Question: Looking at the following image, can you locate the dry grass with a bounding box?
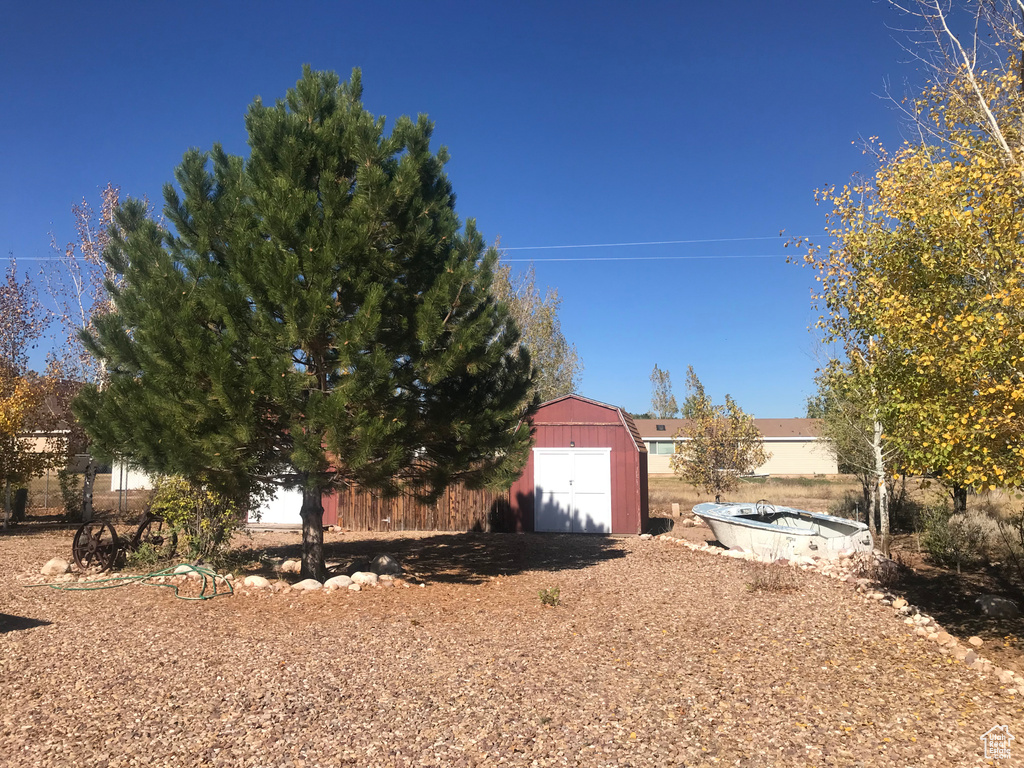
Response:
[648,474,862,516]
[651,473,1022,522]
[744,561,801,593]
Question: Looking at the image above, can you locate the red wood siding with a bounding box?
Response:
[321,485,508,531]
[320,395,648,535]
[508,395,648,534]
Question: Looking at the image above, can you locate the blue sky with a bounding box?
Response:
[2,1,918,416]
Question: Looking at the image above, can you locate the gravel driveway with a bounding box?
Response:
[1,529,1020,767]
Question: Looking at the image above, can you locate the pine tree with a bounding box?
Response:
[75,68,537,579]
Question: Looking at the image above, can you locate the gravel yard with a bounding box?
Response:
[2,528,1021,767]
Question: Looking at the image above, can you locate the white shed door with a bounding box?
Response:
[534,448,612,533]
[250,487,303,525]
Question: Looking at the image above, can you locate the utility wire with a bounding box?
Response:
[502,234,803,251]
[4,235,806,263]
[502,253,787,263]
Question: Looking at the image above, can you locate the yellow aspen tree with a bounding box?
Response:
[799,62,1024,508]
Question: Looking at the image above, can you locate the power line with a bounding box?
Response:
[503,253,787,263]
[0,256,58,261]
[3,234,806,263]
[502,234,803,251]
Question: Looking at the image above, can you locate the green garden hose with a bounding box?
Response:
[26,564,233,600]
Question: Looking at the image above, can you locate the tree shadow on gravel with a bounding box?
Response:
[0,614,52,634]
[896,565,1024,643]
[257,533,629,585]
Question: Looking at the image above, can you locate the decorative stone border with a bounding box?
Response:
[33,557,428,594]
[644,530,1024,695]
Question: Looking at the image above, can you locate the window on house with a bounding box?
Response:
[645,440,676,455]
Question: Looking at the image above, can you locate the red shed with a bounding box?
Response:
[507,395,649,534]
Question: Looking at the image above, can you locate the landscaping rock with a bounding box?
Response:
[40,558,70,577]
[351,571,379,586]
[324,575,353,589]
[370,554,402,576]
[278,559,302,574]
[292,578,323,591]
[338,557,371,576]
[243,575,271,588]
[174,564,193,575]
[968,635,984,648]
[977,594,1020,619]
[892,597,907,610]
[348,583,361,592]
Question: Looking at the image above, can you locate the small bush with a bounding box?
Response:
[850,553,905,590]
[829,492,864,522]
[126,541,162,569]
[57,468,82,521]
[918,502,988,572]
[539,586,561,607]
[994,510,1024,581]
[149,476,245,560]
[745,562,799,593]
[886,475,924,532]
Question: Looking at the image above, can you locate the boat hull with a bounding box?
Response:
[693,502,873,560]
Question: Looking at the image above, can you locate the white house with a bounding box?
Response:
[633,418,838,476]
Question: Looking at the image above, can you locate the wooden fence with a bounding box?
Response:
[323,483,511,532]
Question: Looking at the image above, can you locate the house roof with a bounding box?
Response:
[633,418,823,440]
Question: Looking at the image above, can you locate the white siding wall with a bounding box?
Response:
[758,441,837,475]
[646,439,837,476]
[647,453,675,474]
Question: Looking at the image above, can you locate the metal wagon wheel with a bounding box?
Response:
[129,515,178,560]
[72,522,120,572]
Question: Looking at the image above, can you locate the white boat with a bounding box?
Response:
[692,500,873,560]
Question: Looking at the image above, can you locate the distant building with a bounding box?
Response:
[633,418,838,476]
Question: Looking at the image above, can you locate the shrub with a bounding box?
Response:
[886,475,923,532]
[744,562,799,593]
[994,510,1024,581]
[57,468,82,521]
[829,492,863,522]
[149,476,245,560]
[538,586,561,607]
[850,552,905,590]
[126,540,162,569]
[918,502,988,572]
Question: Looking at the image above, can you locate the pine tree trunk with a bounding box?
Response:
[951,483,968,514]
[81,458,96,523]
[873,420,889,555]
[299,478,327,582]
